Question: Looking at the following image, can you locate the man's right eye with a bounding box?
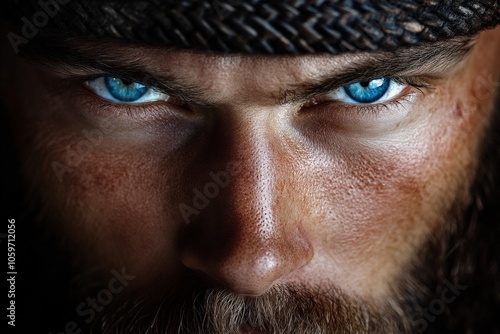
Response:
[85,76,172,104]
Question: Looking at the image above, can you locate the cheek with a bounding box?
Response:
[12,107,189,274]
[296,75,491,294]
[4,62,207,274]
[305,146,433,273]
[38,136,184,272]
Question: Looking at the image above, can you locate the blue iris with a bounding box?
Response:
[104,77,149,102]
[344,78,391,104]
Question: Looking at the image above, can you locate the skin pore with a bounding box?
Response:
[1,26,500,333]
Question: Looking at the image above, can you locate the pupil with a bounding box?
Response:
[360,81,370,88]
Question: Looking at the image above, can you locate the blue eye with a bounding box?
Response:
[325,78,406,105]
[104,77,148,102]
[344,78,391,104]
[85,76,171,104]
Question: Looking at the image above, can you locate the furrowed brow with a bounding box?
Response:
[18,37,208,105]
[279,37,474,104]
[19,34,474,106]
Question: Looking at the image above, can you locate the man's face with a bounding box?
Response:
[2,25,500,333]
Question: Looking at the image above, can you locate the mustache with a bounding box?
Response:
[90,283,404,334]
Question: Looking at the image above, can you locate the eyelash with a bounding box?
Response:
[375,77,433,114]
[303,76,433,116]
[76,80,182,123]
[77,74,433,119]
[73,72,204,123]
[333,93,414,118]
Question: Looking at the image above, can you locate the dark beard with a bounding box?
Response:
[90,283,402,334]
[395,92,500,333]
[2,95,499,334]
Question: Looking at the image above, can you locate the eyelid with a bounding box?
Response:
[326,93,418,124]
[84,76,178,105]
[341,76,433,94]
[75,84,192,125]
[304,76,433,107]
[76,72,163,94]
[391,76,434,90]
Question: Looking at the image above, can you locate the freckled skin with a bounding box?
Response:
[2,27,500,307]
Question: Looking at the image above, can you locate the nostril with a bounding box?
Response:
[184,244,312,295]
[181,222,314,295]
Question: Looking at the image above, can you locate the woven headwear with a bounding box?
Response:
[2,0,500,54]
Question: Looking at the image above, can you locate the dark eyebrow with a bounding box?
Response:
[19,36,208,105]
[19,34,473,106]
[279,37,474,104]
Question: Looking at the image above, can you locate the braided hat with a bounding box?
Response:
[2,0,500,54]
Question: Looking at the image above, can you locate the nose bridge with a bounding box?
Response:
[180,111,313,295]
[233,121,276,241]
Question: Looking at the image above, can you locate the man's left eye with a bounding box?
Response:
[328,78,406,105]
[85,76,171,104]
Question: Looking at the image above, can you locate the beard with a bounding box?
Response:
[2,93,500,334]
[90,282,402,334]
[394,91,500,333]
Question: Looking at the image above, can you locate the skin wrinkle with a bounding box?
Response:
[1,23,500,333]
[17,35,474,107]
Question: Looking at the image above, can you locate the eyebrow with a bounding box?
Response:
[280,38,473,103]
[19,37,207,104]
[19,35,474,106]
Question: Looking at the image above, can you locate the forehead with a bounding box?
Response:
[30,34,472,75]
[122,47,358,76]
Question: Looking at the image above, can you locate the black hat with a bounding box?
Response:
[2,0,500,54]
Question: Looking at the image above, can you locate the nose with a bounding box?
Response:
[180,115,313,295]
